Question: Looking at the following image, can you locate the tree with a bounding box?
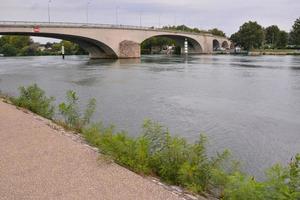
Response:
[230,21,264,50]
[276,31,288,48]
[209,28,226,37]
[0,43,17,56]
[0,35,34,56]
[265,25,280,46]
[290,17,300,45]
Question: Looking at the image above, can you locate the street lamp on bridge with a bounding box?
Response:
[48,0,52,23]
[115,6,119,25]
[86,0,91,24]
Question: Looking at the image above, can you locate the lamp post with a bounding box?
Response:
[48,0,52,23]
[158,13,161,28]
[115,6,119,25]
[139,11,142,27]
[86,1,91,24]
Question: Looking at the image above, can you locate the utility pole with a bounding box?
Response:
[48,0,52,23]
[158,13,161,28]
[86,0,91,24]
[174,15,177,26]
[139,11,142,27]
[115,6,119,25]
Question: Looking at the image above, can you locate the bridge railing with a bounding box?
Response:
[0,21,217,37]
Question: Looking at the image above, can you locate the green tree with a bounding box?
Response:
[290,17,300,45]
[265,25,280,46]
[209,28,226,37]
[0,36,34,56]
[276,31,288,48]
[0,43,17,56]
[230,21,264,50]
[51,40,87,55]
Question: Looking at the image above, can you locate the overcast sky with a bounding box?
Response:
[0,0,299,43]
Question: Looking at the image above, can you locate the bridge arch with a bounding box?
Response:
[141,34,203,54]
[0,32,118,59]
[213,39,220,51]
[221,41,229,49]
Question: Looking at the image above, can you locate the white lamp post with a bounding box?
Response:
[86,1,91,24]
[48,0,52,23]
[115,6,119,25]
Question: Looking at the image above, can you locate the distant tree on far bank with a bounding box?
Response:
[265,25,280,46]
[0,36,33,56]
[162,25,207,34]
[230,21,264,50]
[290,17,300,45]
[208,28,226,37]
[51,40,87,55]
[265,25,288,48]
[276,31,288,48]
[0,36,87,56]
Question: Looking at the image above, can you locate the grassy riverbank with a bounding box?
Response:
[249,49,300,56]
[2,84,299,200]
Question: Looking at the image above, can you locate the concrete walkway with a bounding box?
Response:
[0,101,182,200]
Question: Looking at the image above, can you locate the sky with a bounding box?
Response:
[0,0,299,43]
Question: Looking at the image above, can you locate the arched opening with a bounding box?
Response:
[213,39,220,51]
[141,35,203,55]
[0,32,118,59]
[222,41,229,49]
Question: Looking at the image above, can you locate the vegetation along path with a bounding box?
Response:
[0,100,185,200]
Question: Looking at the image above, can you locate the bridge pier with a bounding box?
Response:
[119,40,141,58]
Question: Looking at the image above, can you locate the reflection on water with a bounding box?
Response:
[0,54,300,178]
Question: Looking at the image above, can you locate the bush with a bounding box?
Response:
[223,154,300,200]
[59,90,96,131]
[82,119,236,195]
[12,84,55,119]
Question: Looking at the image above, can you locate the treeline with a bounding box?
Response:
[230,17,300,50]
[162,25,226,37]
[141,37,181,55]
[3,84,300,200]
[0,36,87,57]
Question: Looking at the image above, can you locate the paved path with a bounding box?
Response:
[0,101,182,200]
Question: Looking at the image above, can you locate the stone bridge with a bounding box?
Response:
[0,21,232,59]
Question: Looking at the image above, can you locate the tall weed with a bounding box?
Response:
[12,84,55,119]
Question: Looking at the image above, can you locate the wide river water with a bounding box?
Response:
[0,55,299,178]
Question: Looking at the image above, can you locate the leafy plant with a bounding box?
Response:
[59,90,96,131]
[82,119,237,195]
[12,84,55,119]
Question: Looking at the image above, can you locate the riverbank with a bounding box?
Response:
[248,49,300,55]
[0,99,206,200]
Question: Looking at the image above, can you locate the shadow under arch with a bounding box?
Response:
[213,39,220,51]
[222,41,229,49]
[0,32,118,59]
[141,34,203,54]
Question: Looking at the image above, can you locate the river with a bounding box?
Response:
[0,55,299,178]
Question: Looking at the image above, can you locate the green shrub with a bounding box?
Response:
[12,84,55,119]
[82,119,237,195]
[223,154,300,200]
[59,90,96,131]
